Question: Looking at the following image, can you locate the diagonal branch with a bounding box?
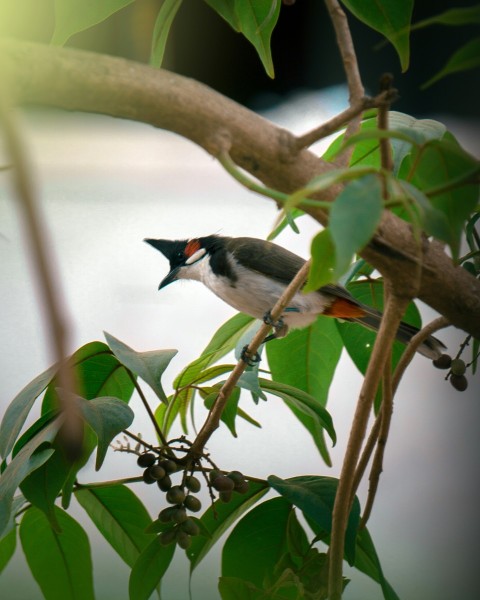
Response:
[1,39,480,338]
[188,259,311,459]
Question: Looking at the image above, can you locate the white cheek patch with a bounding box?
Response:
[185,248,207,265]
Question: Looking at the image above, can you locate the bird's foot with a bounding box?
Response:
[240,344,261,366]
[263,311,288,339]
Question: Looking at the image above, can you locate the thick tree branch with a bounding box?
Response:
[1,39,480,339]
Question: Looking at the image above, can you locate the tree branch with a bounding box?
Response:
[188,259,311,459]
[328,285,410,599]
[1,39,480,339]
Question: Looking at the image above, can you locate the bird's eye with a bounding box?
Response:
[177,251,184,259]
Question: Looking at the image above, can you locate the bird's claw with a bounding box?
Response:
[263,310,288,339]
[240,344,261,366]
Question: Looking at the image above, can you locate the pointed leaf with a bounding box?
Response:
[205,0,281,78]
[204,386,241,437]
[222,497,292,586]
[105,332,177,403]
[75,484,155,567]
[20,449,72,532]
[0,527,16,574]
[76,395,134,470]
[423,37,480,88]
[52,0,135,45]
[267,317,343,465]
[399,138,479,259]
[0,418,61,536]
[304,228,336,292]
[187,480,269,570]
[0,363,57,459]
[43,341,135,414]
[129,535,175,600]
[355,527,400,600]
[258,379,336,445]
[341,0,413,71]
[150,0,183,67]
[20,506,94,600]
[413,5,480,29]
[268,475,361,566]
[329,174,383,277]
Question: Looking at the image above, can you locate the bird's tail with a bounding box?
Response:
[349,305,446,360]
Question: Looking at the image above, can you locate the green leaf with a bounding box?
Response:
[266,317,343,465]
[187,480,269,570]
[52,0,135,45]
[20,506,94,600]
[354,527,400,600]
[0,527,16,574]
[129,535,175,600]
[222,497,292,586]
[150,0,183,68]
[105,332,177,404]
[268,208,304,240]
[200,313,255,368]
[329,174,383,277]
[205,0,281,78]
[20,449,72,532]
[43,341,135,414]
[337,280,421,375]
[75,484,155,567]
[412,5,480,29]
[268,475,360,566]
[258,379,336,446]
[286,508,310,563]
[304,228,336,292]
[0,418,61,537]
[399,138,479,259]
[423,37,480,88]
[0,363,57,459]
[218,576,265,599]
[341,0,413,71]
[204,386,241,437]
[76,395,134,470]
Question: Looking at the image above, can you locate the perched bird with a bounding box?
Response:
[145,234,445,359]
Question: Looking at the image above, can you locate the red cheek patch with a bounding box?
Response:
[323,297,366,318]
[185,239,201,258]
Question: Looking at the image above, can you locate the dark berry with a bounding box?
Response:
[181,518,200,536]
[450,358,466,376]
[184,495,202,512]
[157,474,172,492]
[212,475,235,492]
[450,374,468,391]
[142,468,156,484]
[185,475,201,493]
[148,465,166,480]
[433,354,452,370]
[172,507,188,524]
[208,469,221,483]
[219,490,233,503]
[137,453,156,468]
[166,486,186,505]
[227,471,244,484]
[160,529,177,546]
[176,531,191,549]
[159,506,177,523]
[159,459,178,474]
[235,480,250,494]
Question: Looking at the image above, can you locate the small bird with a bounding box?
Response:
[145,234,445,359]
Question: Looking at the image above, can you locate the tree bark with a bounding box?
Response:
[2,39,479,339]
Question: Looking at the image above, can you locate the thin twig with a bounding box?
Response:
[128,373,170,448]
[188,259,311,459]
[328,285,410,600]
[392,316,449,393]
[377,74,395,174]
[0,94,83,460]
[360,356,394,528]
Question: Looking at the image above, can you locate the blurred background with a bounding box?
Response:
[1,1,479,599]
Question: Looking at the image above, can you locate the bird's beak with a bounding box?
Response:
[159,267,180,289]
[144,238,174,258]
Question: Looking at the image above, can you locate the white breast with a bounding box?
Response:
[178,254,331,330]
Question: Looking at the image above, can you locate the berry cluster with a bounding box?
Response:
[136,451,249,550]
[433,354,469,391]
